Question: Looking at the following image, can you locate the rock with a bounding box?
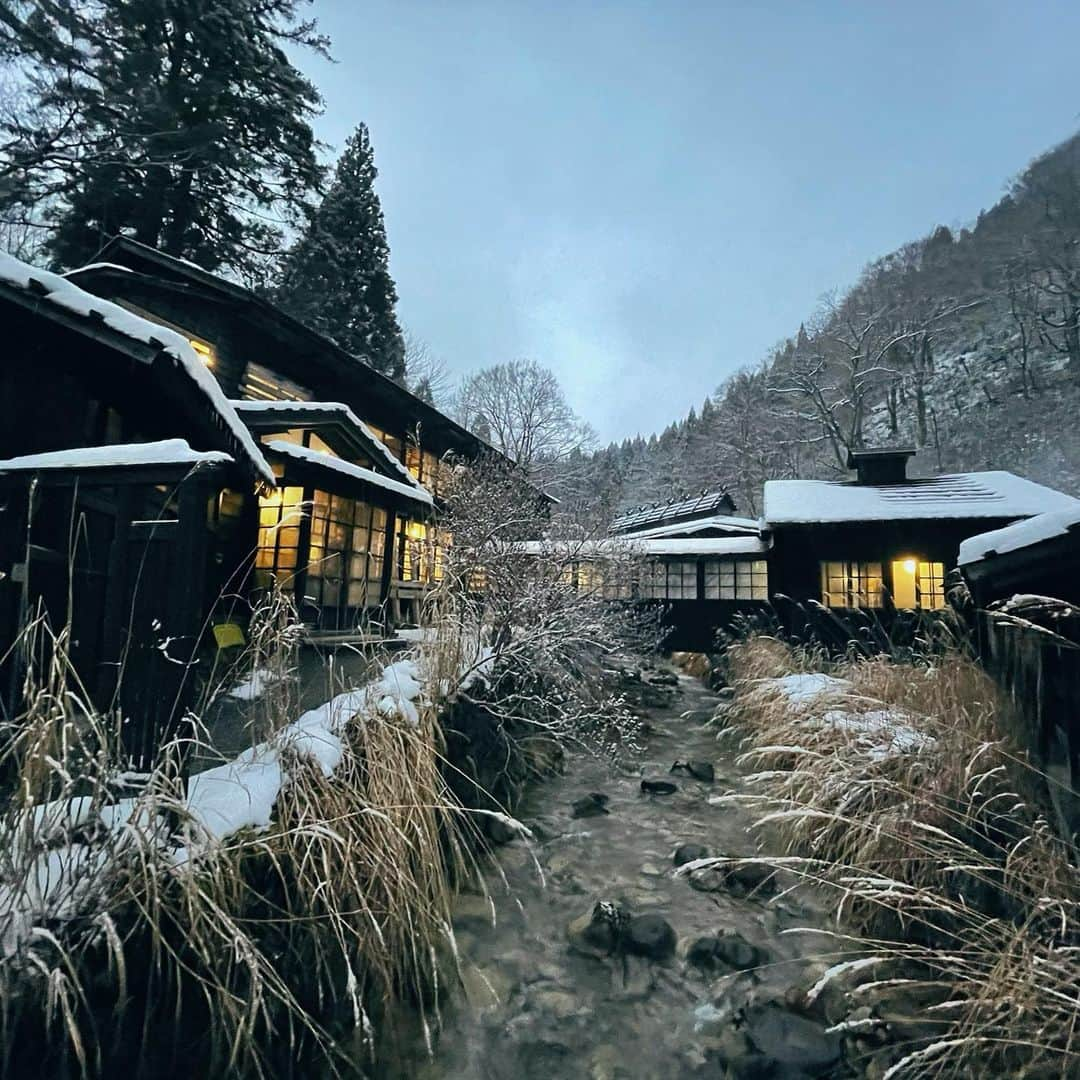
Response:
[640,779,678,796]
[624,913,676,960]
[673,842,709,867]
[717,686,736,699]
[687,935,725,972]
[687,867,727,892]
[715,930,761,971]
[671,760,715,783]
[486,815,521,844]
[726,861,777,896]
[567,901,628,957]
[571,792,610,819]
[645,669,679,686]
[686,931,761,973]
[640,860,665,878]
[741,1002,842,1077]
[588,1043,625,1080]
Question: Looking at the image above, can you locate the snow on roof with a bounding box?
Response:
[62,262,134,276]
[0,439,232,474]
[617,513,764,541]
[0,252,274,486]
[958,505,1080,566]
[764,472,1079,525]
[264,440,433,507]
[513,535,769,557]
[229,398,423,491]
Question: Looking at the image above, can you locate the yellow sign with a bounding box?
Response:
[212,623,246,649]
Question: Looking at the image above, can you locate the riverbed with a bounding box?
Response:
[386,670,855,1079]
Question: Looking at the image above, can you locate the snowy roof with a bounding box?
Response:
[609,490,735,534]
[0,439,232,474]
[764,472,1080,525]
[229,399,424,492]
[513,536,769,557]
[0,252,274,486]
[264,440,433,508]
[617,513,764,541]
[958,505,1080,566]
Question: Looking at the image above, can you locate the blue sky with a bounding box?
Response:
[302,1,1080,443]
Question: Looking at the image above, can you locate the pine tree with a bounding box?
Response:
[0,0,326,277]
[273,124,406,379]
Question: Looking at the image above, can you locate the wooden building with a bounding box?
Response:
[0,239,502,760]
[763,449,1078,615]
[65,236,503,629]
[958,506,1080,609]
[0,253,274,759]
[577,450,1080,651]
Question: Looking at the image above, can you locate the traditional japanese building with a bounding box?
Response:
[0,240,501,759]
[763,448,1078,614]
[64,236,503,629]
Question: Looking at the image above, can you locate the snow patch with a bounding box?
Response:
[958,505,1080,565]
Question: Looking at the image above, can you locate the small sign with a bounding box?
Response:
[212,623,245,649]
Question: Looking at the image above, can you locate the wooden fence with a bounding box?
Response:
[976,601,1080,838]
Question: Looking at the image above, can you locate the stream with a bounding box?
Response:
[386,670,855,1080]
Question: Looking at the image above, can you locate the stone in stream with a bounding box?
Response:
[640,779,678,796]
[571,792,610,818]
[670,760,715,783]
[686,931,762,973]
[624,914,677,960]
[673,842,709,867]
[740,1002,842,1077]
[567,900,629,957]
[485,815,521,845]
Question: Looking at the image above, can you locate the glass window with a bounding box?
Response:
[916,561,946,610]
[665,560,699,600]
[254,486,306,587]
[703,559,768,600]
[820,561,884,609]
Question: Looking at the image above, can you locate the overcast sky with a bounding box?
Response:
[302,1,1080,444]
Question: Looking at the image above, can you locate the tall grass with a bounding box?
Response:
[0,596,485,1078]
[718,635,1080,1079]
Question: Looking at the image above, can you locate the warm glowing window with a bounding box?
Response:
[399,519,442,583]
[821,561,884,609]
[240,361,312,402]
[703,559,769,600]
[255,486,306,585]
[307,492,387,612]
[917,561,946,609]
[189,338,216,368]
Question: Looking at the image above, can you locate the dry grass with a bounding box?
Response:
[0,603,486,1078]
[719,634,1080,1079]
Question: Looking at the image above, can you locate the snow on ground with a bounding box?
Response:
[754,672,854,708]
[226,667,280,701]
[749,673,935,762]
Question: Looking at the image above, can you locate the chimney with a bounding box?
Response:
[847,447,916,485]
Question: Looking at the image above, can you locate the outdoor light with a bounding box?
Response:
[903,558,917,574]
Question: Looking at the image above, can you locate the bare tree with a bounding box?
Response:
[453,359,595,485]
[402,330,451,405]
[422,454,657,755]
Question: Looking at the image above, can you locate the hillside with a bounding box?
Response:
[578,131,1080,518]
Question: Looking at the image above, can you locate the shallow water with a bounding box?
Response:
[385,673,849,1080]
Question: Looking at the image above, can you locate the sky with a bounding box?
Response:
[301,1,1080,444]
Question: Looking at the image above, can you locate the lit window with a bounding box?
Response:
[665,560,699,600]
[820,561,884,609]
[916,561,946,610]
[255,486,306,586]
[703,559,769,600]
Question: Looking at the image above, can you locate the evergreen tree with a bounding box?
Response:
[0,0,326,277]
[274,124,406,379]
